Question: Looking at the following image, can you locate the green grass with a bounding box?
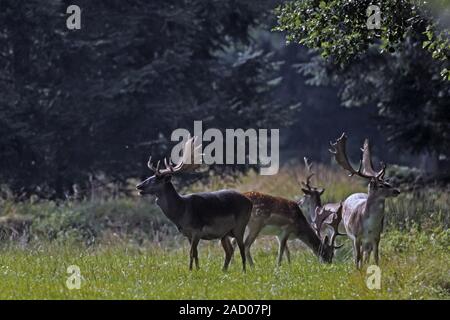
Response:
[0,229,448,299]
[0,165,448,299]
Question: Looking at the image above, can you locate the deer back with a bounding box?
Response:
[342,193,368,236]
[244,191,305,224]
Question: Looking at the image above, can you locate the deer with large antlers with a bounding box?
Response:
[136,137,252,271]
[329,133,400,268]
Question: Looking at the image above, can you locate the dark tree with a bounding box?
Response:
[0,0,295,197]
[274,0,450,172]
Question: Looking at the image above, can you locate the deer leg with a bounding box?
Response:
[285,242,291,264]
[232,231,247,272]
[194,244,200,270]
[357,242,363,269]
[231,238,237,252]
[364,245,372,265]
[235,238,247,272]
[362,243,368,264]
[243,220,264,267]
[277,231,290,267]
[221,236,233,271]
[352,238,362,269]
[362,250,368,264]
[374,238,380,265]
[189,236,200,271]
[230,229,247,255]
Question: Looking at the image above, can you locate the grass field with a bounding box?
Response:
[0,229,448,299]
[0,166,448,299]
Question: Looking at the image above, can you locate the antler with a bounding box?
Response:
[314,204,345,249]
[326,204,345,249]
[300,157,325,194]
[304,157,313,175]
[147,157,161,174]
[361,139,386,179]
[329,133,374,180]
[302,157,314,191]
[313,207,334,238]
[147,136,202,177]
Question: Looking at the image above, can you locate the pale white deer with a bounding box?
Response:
[329,133,400,268]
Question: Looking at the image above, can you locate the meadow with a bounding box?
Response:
[0,166,448,299]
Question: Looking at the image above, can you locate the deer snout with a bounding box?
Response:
[136,181,145,190]
[393,188,401,196]
[136,181,149,194]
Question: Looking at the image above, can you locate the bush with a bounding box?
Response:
[0,197,178,246]
[0,165,447,246]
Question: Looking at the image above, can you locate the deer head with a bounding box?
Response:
[329,133,400,199]
[136,136,202,195]
[298,157,325,211]
[314,206,345,262]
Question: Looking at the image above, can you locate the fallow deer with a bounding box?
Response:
[136,137,252,271]
[238,191,342,267]
[297,158,325,225]
[298,158,346,244]
[329,133,400,268]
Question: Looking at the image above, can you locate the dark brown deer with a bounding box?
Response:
[136,137,252,271]
[238,191,342,266]
[329,133,400,268]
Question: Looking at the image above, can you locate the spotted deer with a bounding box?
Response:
[136,137,252,271]
[238,190,342,267]
[329,133,400,268]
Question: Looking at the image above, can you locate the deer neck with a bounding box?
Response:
[303,197,322,223]
[154,182,186,222]
[307,230,323,258]
[296,220,323,257]
[311,197,322,216]
[365,192,385,217]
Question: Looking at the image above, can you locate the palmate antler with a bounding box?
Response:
[329,133,386,181]
[313,207,333,237]
[326,205,345,248]
[148,136,202,176]
[361,138,386,179]
[314,205,345,249]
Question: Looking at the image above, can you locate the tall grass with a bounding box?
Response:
[0,165,448,244]
[0,165,448,299]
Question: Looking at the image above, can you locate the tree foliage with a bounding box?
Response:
[275,0,450,165]
[300,38,450,158]
[0,0,294,197]
[275,0,450,80]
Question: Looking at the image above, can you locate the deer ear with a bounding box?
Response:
[301,188,309,194]
[319,188,325,195]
